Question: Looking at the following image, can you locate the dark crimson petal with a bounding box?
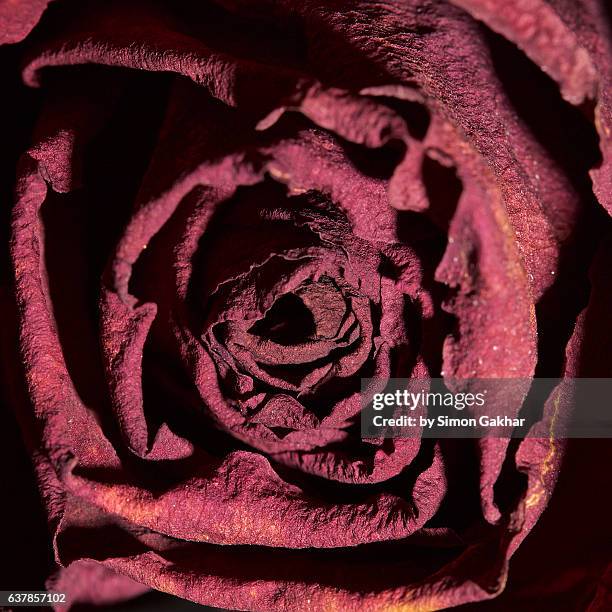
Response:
[453,0,611,218]
[100,291,194,459]
[466,237,612,610]
[258,83,429,212]
[514,235,612,539]
[564,237,612,377]
[12,92,127,476]
[449,0,598,104]
[22,0,304,113]
[0,0,51,45]
[47,454,524,612]
[60,449,447,548]
[509,236,612,571]
[48,488,524,612]
[548,0,612,217]
[429,114,537,523]
[47,561,148,610]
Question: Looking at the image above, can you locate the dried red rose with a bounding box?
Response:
[1,1,611,610]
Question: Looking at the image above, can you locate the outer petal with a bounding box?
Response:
[0,0,51,45]
[449,0,598,104]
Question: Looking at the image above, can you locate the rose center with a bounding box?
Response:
[249,293,316,345]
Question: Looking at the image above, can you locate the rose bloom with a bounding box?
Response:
[1,1,611,610]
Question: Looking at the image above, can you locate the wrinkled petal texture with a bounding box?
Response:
[0,0,52,44]
[2,0,611,611]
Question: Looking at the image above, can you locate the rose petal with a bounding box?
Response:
[0,0,51,45]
